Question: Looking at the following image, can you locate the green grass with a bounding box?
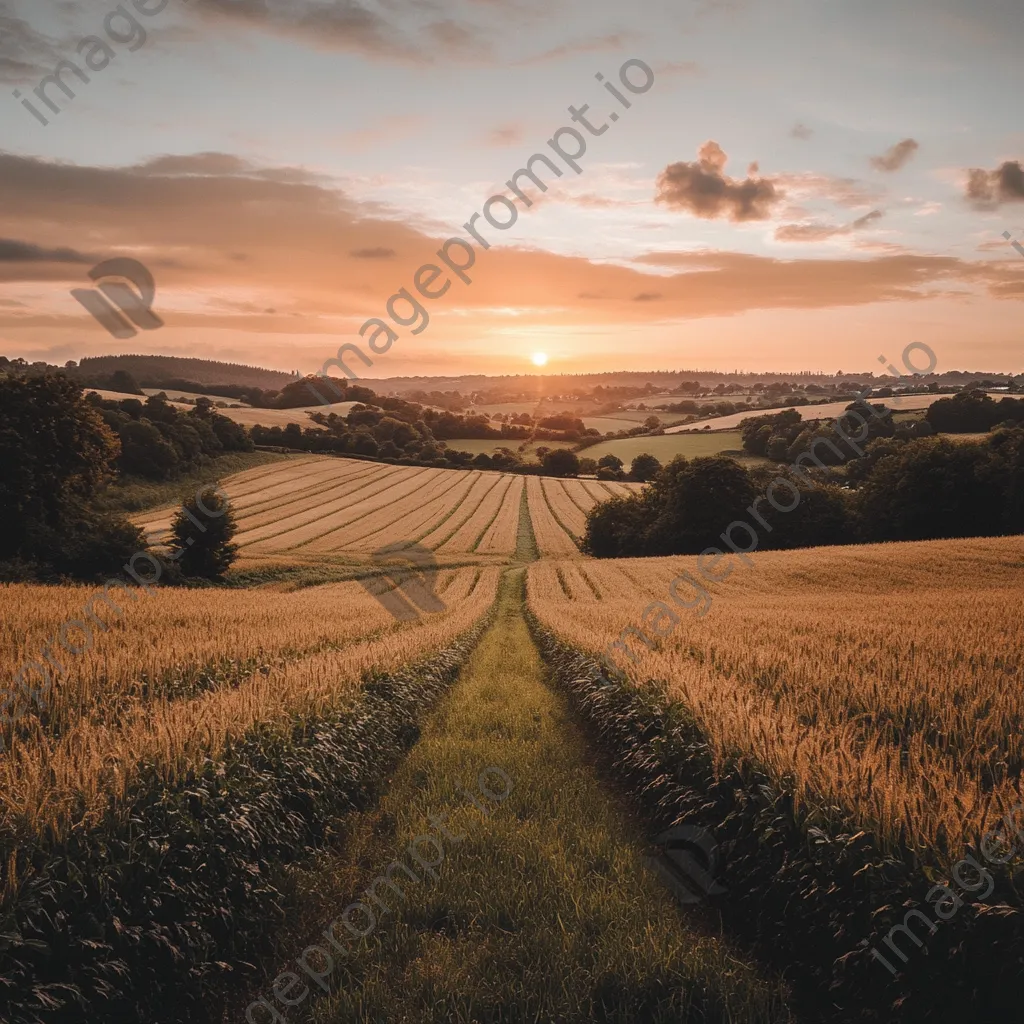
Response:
[94,451,293,514]
[446,438,576,461]
[255,573,790,1024]
[580,430,752,465]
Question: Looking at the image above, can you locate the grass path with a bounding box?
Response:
[259,570,791,1024]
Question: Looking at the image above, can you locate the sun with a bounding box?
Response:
[531,352,549,367]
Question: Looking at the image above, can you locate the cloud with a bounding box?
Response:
[488,123,524,147]
[2,149,1020,363]
[519,32,632,64]
[870,139,920,172]
[791,122,814,140]
[774,172,884,209]
[774,209,883,243]
[193,0,483,62]
[656,60,701,76]
[0,2,61,83]
[0,238,93,263]
[350,247,397,259]
[655,141,784,222]
[965,161,1024,208]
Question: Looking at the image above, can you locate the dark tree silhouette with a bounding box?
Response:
[169,488,239,579]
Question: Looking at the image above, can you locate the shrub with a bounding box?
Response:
[169,488,239,579]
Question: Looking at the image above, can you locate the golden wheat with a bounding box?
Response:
[528,536,1024,862]
[2,567,500,842]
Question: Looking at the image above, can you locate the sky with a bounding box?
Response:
[1,0,1023,379]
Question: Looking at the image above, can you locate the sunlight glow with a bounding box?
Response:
[531,352,548,367]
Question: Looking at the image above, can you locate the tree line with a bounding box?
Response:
[584,418,1024,557]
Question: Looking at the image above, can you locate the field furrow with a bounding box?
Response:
[353,471,482,551]
[298,469,460,553]
[421,473,502,550]
[526,477,581,558]
[474,476,524,555]
[244,466,435,551]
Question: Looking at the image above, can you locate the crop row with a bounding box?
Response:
[525,611,1024,1023]
[0,610,495,1024]
[2,568,500,844]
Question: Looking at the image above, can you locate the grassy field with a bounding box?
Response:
[581,430,750,464]
[250,572,791,1024]
[95,450,291,513]
[445,438,576,460]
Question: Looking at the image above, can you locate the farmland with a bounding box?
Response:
[5,450,1024,1022]
[581,429,752,464]
[135,458,527,559]
[87,388,356,430]
[527,536,1024,859]
[0,566,500,842]
[663,392,1010,433]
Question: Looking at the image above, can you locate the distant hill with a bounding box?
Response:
[77,355,298,390]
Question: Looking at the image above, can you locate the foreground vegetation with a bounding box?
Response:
[527,539,1024,1019]
[259,573,791,1024]
[0,614,492,1023]
[0,568,498,843]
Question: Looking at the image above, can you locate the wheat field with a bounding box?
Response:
[0,567,500,848]
[527,536,1024,862]
[135,458,525,558]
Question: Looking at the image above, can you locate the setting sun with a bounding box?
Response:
[531,352,549,367]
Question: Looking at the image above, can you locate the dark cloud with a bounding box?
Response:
[870,139,920,172]
[852,209,884,229]
[655,141,784,222]
[0,238,93,263]
[791,122,813,140]
[775,209,884,243]
[0,2,63,83]
[633,292,661,301]
[350,247,397,259]
[965,161,1024,208]
[194,0,482,62]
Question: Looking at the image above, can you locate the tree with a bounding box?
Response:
[855,438,1004,542]
[582,495,647,557]
[0,374,145,579]
[642,456,759,555]
[0,375,119,553]
[578,457,597,475]
[542,448,580,477]
[109,369,144,395]
[597,453,624,472]
[629,453,661,482]
[169,488,239,579]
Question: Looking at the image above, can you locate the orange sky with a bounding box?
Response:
[2,0,1023,376]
